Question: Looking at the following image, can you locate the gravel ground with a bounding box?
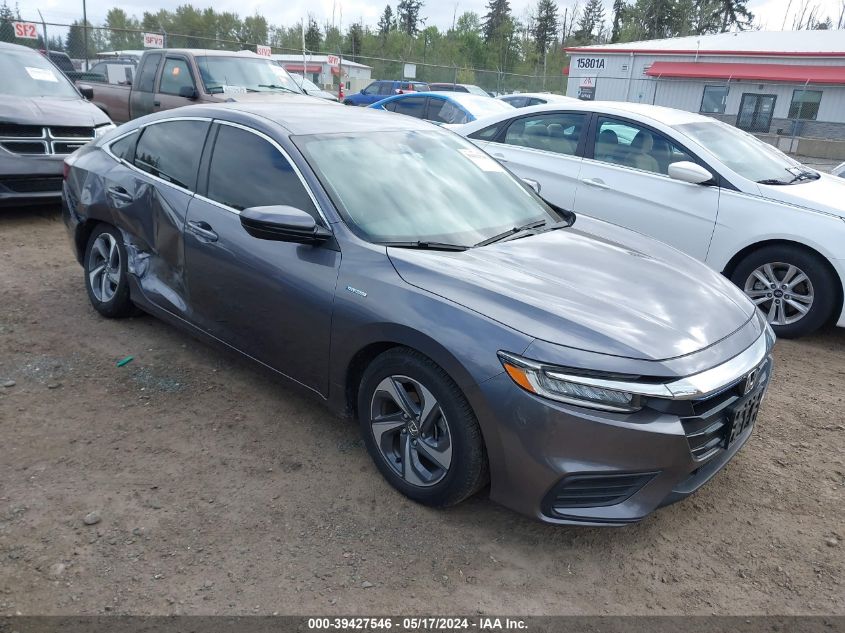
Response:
[0,207,843,616]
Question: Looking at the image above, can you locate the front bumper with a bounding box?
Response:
[478,348,773,526]
[0,152,65,207]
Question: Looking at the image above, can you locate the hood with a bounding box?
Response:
[0,95,111,127]
[389,217,756,361]
[757,173,845,218]
[223,92,339,106]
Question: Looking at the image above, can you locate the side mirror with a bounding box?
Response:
[668,161,713,185]
[522,178,541,194]
[240,205,331,244]
[78,84,94,100]
[179,85,199,100]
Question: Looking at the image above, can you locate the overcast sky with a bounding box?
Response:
[24,0,844,36]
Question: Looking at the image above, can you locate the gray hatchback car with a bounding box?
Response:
[62,103,775,525]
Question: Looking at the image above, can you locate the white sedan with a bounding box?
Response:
[457,101,845,338]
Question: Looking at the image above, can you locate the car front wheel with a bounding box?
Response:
[358,348,488,507]
[731,245,837,338]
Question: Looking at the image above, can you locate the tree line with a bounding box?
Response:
[2,0,844,88]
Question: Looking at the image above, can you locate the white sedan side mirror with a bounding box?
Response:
[668,161,713,185]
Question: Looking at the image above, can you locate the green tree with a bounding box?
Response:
[709,0,753,31]
[345,22,364,58]
[377,5,395,36]
[482,0,511,41]
[105,8,142,50]
[304,16,321,50]
[66,20,97,58]
[531,0,559,56]
[241,14,268,45]
[397,0,424,36]
[0,1,16,44]
[611,0,624,41]
[571,0,605,43]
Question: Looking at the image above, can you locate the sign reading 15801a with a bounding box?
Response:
[575,57,606,70]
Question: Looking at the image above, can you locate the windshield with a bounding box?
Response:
[464,85,489,97]
[674,120,815,184]
[292,74,321,92]
[0,48,80,98]
[294,130,558,246]
[195,56,302,95]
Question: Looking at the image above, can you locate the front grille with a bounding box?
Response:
[0,124,43,138]
[49,126,95,139]
[546,472,658,511]
[680,358,771,461]
[0,124,94,155]
[0,176,62,193]
[1,141,47,154]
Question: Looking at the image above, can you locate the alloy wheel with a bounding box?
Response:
[744,262,814,326]
[369,375,453,487]
[88,233,121,303]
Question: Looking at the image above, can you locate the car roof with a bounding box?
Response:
[143,101,435,135]
[499,92,574,100]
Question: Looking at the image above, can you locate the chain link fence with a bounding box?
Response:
[4,21,568,96]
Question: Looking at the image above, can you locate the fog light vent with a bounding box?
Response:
[547,472,658,510]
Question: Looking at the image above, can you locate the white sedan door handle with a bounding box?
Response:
[581,177,610,190]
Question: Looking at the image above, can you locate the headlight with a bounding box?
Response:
[497,351,641,413]
[94,123,116,138]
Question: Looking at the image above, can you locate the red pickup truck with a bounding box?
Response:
[79,49,327,124]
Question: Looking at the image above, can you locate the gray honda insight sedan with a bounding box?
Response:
[62,103,775,525]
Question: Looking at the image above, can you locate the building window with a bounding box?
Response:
[700,85,728,114]
[788,89,822,120]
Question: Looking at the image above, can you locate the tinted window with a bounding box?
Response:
[110,131,139,162]
[527,97,547,106]
[362,82,378,95]
[134,120,209,190]
[427,99,469,125]
[700,85,728,114]
[159,58,194,95]
[136,53,161,93]
[502,96,527,108]
[593,117,693,176]
[206,125,318,217]
[377,82,394,95]
[392,97,427,118]
[504,112,586,156]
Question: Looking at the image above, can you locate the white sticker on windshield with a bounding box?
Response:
[221,85,247,95]
[459,148,505,172]
[26,66,59,82]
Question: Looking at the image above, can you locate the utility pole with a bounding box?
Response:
[82,0,89,69]
[37,9,48,57]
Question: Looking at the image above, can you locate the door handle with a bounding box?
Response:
[491,153,509,163]
[581,177,610,190]
[187,220,218,242]
[107,185,133,203]
[153,100,161,107]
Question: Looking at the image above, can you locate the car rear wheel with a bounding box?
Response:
[731,245,837,338]
[357,348,488,507]
[83,224,138,318]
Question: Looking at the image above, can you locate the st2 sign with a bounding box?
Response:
[574,57,606,70]
[13,22,39,40]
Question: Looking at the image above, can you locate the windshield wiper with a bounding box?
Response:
[258,84,301,95]
[786,169,820,183]
[757,178,788,185]
[473,219,552,248]
[380,240,469,252]
[759,168,820,186]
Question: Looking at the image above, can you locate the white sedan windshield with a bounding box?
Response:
[674,120,811,184]
[295,130,556,246]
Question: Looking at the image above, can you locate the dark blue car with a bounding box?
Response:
[343,79,430,106]
[370,91,514,125]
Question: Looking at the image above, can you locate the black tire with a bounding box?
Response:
[357,347,488,507]
[342,100,354,106]
[83,223,139,318]
[730,244,838,338]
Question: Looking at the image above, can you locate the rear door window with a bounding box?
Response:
[427,99,469,125]
[391,96,428,118]
[206,124,318,217]
[503,112,587,156]
[136,53,162,93]
[133,120,209,190]
[377,82,394,96]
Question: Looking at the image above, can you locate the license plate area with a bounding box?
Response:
[724,388,764,448]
